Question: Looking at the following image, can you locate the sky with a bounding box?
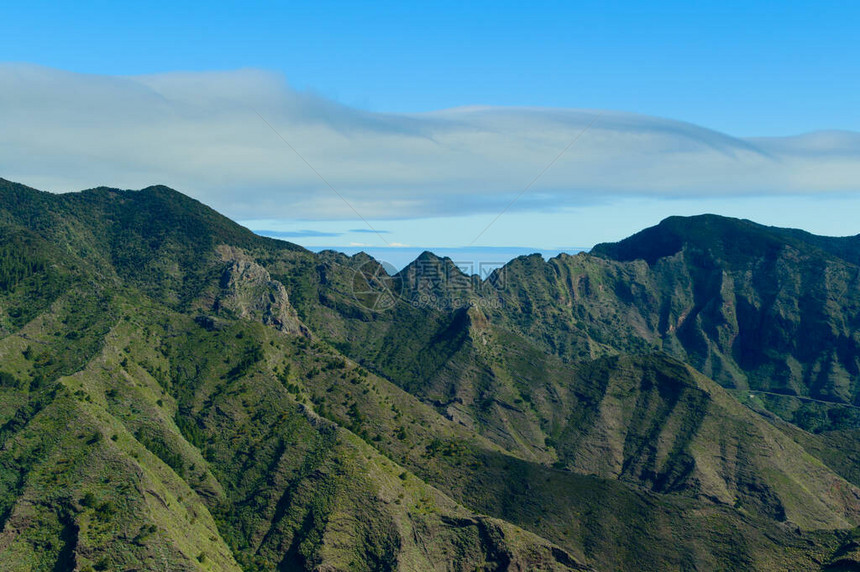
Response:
[2,1,859,261]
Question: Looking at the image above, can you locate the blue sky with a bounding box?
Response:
[2,1,859,256]
[4,0,858,135]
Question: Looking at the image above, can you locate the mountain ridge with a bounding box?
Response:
[2,178,860,570]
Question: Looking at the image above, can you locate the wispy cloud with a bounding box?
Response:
[254,229,342,238]
[349,228,391,234]
[2,63,859,221]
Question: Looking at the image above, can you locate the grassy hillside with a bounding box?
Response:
[2,178,860,570]
[431,216,860,434]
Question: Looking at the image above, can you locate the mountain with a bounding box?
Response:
[476,215,860,431]
[1,178,860,570]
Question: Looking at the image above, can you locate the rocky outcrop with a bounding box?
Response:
[214,247,308,336]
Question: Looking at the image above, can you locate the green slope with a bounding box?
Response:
[2,178,860,570]
[0,180,585,571]
[440,216,860,432]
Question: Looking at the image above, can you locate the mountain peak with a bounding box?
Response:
[400,250,464,274]
[590,213,860,266]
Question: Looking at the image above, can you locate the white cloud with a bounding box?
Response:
[2,63,859,221]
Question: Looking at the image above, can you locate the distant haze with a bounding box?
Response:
[298,245,583,272]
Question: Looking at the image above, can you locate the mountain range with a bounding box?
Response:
[1,177,860,571]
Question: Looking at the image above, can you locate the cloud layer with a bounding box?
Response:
[2,64,859,220]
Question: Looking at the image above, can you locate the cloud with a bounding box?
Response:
[254,229,342,238]
[2,63,859,221]
[349,228,391,234]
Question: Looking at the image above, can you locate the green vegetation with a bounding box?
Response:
[2,177,860,570]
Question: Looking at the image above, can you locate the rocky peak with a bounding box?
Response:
[214,246,308,336]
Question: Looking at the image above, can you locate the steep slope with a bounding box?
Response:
[3,179,860,570]
[0,293,582,571]
[0,178,301,307]
[0,180,586,571]
[429,216,860,433]
[282,257,860,530]
[589,215,860,406]
[560,354,860,528]
[592,214,860,267]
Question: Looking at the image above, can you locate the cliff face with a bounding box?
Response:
[472,216,860,417]
[214,247,309,336]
